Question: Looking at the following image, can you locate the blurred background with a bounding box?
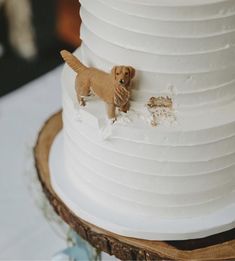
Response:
[0,0,81,96]
[0,1,93,259]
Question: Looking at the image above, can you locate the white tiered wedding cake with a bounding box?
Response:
[51,0,235,240]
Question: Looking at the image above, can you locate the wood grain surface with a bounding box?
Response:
[34,111,235,261]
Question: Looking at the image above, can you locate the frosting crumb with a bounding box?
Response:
[146,96,176,127]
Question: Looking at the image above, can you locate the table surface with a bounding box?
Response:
[0,67,115,260]
[0,67,66,259]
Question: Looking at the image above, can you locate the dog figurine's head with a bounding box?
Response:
[111,66,135,87]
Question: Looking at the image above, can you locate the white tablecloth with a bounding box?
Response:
[0,67,66,259]
[0,66,116,260]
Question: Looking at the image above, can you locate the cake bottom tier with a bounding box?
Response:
[50,132,235,240]
[57,47,235,239]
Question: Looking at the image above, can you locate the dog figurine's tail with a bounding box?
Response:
[60,50,87,73]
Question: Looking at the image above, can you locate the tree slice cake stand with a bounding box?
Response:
[34,111,235,261]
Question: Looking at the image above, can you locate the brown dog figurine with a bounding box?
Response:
[60,50,135,122]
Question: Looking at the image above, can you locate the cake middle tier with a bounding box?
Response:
[63,100,235,219]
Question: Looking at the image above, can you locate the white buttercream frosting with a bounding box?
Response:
[61,0,235,230]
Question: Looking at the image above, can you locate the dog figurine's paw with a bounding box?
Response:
[120,101,130,113]
[109,118,116,124]
[87,90,94,96]
[79,97,86,107]
[79,100,86,107]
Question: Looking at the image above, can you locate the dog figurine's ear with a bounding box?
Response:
[111,66,117,79]
[128,66,135,79]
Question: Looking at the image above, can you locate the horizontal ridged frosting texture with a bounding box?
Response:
[62,0,235,220]
[80,0,235,109]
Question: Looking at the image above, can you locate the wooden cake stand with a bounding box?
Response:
[34,111,235,261]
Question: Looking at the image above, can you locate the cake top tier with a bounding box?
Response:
[80,0,235,110]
